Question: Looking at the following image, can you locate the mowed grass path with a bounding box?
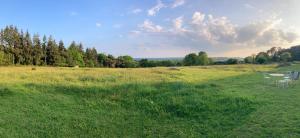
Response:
[0,64,299,137]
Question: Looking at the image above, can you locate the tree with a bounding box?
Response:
[84,48,98,67]
[105,54,116,68]
[0,48,12,65]
[22,31,33,65]
[183,53,198,66]
[183,52,210,66]
[289,45,300,61]
[280,52,292,62]
[41,35,47,65]
[198,51,209,65]
[256,52,269,64]
[244,56,254,64]
[139,59,149,67]
[57,40,68,66]
[46,36,60,66]
[226,58,239,64]
[0,50,5,65]
[157,60,176,67]
[1,26,19,65]
[139,59,157,67]
[267,47,281,62]
[116,55,137,68]
[32,34,43,65]
[97,53,107,67]
[12,27,22,64]
[67,41,85,67]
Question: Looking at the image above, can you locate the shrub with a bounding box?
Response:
[226,59,239,64]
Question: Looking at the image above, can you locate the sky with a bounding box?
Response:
[0,0,300,58]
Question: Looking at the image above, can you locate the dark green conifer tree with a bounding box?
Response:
[46,36,59,66]
[32,34,43,65]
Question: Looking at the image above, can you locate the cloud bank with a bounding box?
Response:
[131,10,299,57]
[135,11,298,51]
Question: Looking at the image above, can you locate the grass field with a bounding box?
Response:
[0,64,300,137]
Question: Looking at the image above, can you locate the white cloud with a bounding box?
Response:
[173,16,184,30]
[138,20,163,33]
[236,19,282,42]
[96,23,102,27]
[172,16,188,33]
[148,0,166,16]
[147,0,185,16]
[131,8,142,14]
[189,12,298,47]
[192,12,205,25]
[133,11,299,56]
[172,0,185,8]
[191,13,237,43]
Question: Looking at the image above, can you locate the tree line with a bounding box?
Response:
[0,25,213,68]
[1,25,299,68]
[0,25,140,68]
[244,46,299,64]
[181,46,300,66]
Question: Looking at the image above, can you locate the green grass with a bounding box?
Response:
[0,64,299,137]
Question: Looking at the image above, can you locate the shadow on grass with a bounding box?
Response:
[16,73,259,137]
[0,87,14,97]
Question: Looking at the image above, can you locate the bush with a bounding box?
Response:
[226,59,239,64]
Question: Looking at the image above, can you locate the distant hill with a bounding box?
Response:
[211,57,244,62]
[134,57,183,61]
[135,57,243,62]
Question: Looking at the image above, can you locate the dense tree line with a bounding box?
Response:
[244,46,298,64]
[1,25,299,68]
[138,51,212,67]
[0,25,138,68]
[0,25,214,68]
[138,59,183,67]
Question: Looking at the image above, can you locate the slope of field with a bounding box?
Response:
[0,64,299,137]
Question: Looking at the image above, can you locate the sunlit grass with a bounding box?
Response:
[0,64,299,137]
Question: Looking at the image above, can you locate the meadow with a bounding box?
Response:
[0,64,300,137]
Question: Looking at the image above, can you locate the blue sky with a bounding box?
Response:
[0,0,299,57]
